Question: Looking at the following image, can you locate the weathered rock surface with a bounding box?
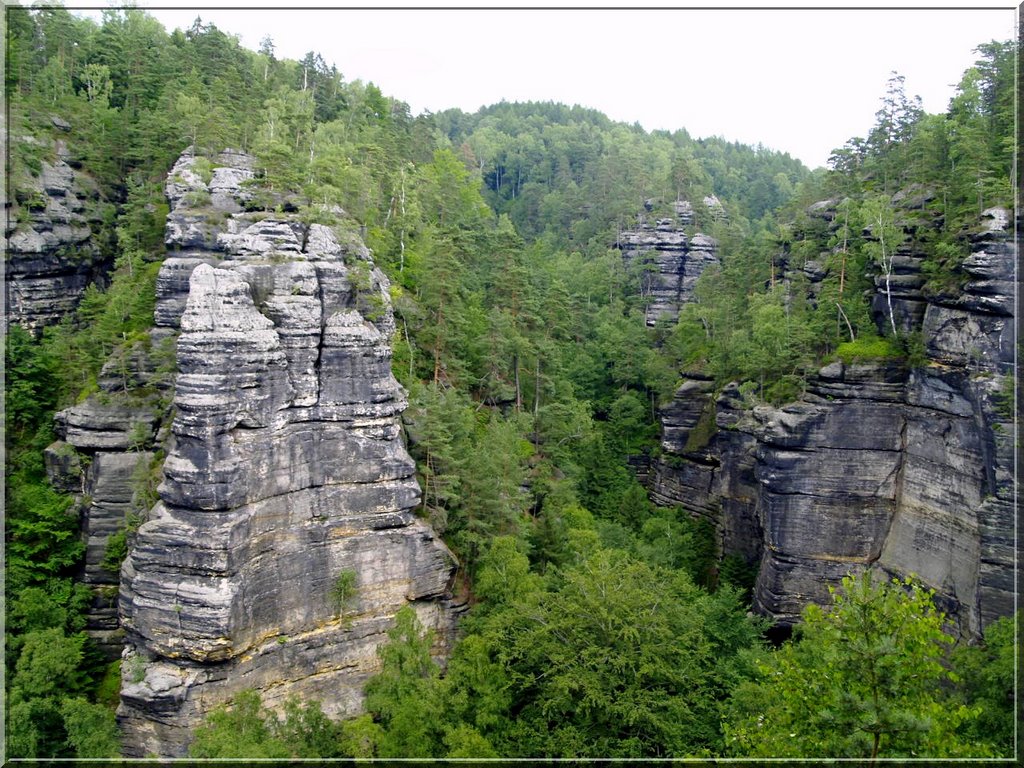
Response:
[6,133,113,333]
[116,151,458,757]
[618,202,718,326]
[47,330,173,659]
[648,207,1015,638]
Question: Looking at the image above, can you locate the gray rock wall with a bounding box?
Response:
[46,332,172,659]
[6,133,113,333]
[618,203,718,326]
[109,151,458,757]
[647,207,1015,638]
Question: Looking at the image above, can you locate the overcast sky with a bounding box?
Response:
[72,2,1016,170]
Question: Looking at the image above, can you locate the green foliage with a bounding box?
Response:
[684,398,718,453]
[5,623,120,759]
[922,237,968,293]
[6,698,60,758]
[835,333,904,364]
[59,697,122,758]
[329,570,358,618]
[472,536,543,608]
[125,654,147,684]
[189,690,293,759]
[404,382,533,573]
[356,543,761,759]
[483,550,758,756]
[6,477,82,589]
[637,509,718,588]
[11,628,88,701]
[190,690,348,759]
[363,606,444,758]
[7,582,91,641]
[38,247,161,405]
[273,696,349,759]
[4,324,60,441]
[993,373,1015,420]
[718,554,759,598]
[724,572,986,758]
[100,512,142,574]
[949,614,1018,755]
[95,660,124,709]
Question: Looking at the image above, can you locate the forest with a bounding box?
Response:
[3,5,1017,760]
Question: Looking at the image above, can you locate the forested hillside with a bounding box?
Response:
[4,6,1016,759]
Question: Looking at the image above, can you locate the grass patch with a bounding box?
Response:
[835,334,904,365]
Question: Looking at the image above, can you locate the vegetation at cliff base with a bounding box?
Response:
[724,573,984,759]
[191,570,1013,759]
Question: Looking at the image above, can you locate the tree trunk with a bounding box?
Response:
[513,353,522,412]
[877,215,898,338]
[533,357,541,446]
[836,302,855,342]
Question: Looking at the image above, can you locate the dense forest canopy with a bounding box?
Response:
[4,4,1017,759]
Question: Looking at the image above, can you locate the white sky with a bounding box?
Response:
[69,1,1017,170]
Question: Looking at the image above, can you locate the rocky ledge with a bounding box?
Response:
[113,151,458,757]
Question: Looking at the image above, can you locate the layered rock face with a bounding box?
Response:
[618,201,718,326]
[47,340,170,659]
[6,130,113,333]
[649,206,1015,638]
[114,151,458,757]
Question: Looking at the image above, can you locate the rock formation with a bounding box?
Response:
[5,128,113,333]
[47,344,170,659]
[618,201,718,326]
[648,203,1015,638]
[61,150,462,757]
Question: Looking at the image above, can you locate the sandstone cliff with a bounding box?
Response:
[648,203,1015,638]
[6,123,114,333]
[55,150,459,757]
[618,200,718,326]
[47,336,171,659]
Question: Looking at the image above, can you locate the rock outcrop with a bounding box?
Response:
[45,329,174,659]
[618,201,718,326]
[6,129,114,334]
[106,151,457,757]
[648,204,1015,638]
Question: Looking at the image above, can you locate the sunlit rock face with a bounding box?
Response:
[6,129,113,334]
[618,201,718,326]
[116,150,459,757]
[648,204,1014,639]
